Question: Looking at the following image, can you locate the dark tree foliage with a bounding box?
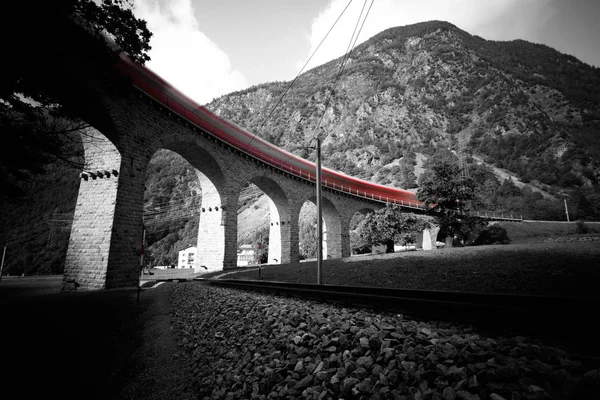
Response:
[473,225,510,245]
[0,0,151,199]
[417,149,479,247]
[354,205,430,253]
[252,228,270,264]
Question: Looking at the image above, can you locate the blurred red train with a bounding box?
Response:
[116,54,423,210]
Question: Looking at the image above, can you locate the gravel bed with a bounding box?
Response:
[170,283,600,400]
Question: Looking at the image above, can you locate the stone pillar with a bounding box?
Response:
[339,213,352,258]
[289,204,301,263]
[268,197,282,264]
[63,128,145,291]
[196,172,225,272]
[279,213,291,264]
[221,193,238,270]
[322,199,342,259]
[422,225,441,250]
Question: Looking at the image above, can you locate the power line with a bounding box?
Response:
[280,0,375,169]
[311,0,374,144]
[244,0,354,150]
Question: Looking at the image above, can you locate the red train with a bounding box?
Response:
[115,53,424,209]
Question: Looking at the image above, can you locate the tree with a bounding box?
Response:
[252,229,269,264]
[417,151,479,247]
[354,205,430,253]
[0,0,152,199]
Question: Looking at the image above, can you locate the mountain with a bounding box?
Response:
[2,21,599,275]
[208,21,599,190]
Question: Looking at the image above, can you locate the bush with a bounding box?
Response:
[474,226,510,245]
[576,219,589,234]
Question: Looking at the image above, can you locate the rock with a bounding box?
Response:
[341,377,360,395]
[357,379,373,393]
[316,371,329,381]
[356,356,374,369]
[352,367,369,380]
[401,360,417,373]
[313,361,324,375]
[372,364,383,376]
[378,322,395,330]
[583,368,600,380]
[294,360,304,373]
[442,387,456,400]
[360,337,370,348]
[295,375,313,389]
[456,391,474,400]
[527,385,545,394]
[369,336,381,350]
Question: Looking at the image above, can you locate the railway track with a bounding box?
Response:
[198,278,598,351]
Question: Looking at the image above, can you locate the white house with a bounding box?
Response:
[237,244,255,266]
[178,246,197,269]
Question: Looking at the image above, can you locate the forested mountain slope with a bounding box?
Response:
[2,21,599,274]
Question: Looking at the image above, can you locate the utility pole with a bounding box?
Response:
[137,225,146,305]
[564,199,570,222]
[0,246,6,282]
[316,137,323,285]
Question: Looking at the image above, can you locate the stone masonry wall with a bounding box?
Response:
[65,86,421,290]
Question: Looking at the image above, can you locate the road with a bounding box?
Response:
[0,275,62,300]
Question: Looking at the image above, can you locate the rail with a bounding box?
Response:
[200,278,597,347]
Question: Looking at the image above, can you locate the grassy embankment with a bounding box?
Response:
[211,221,600,299]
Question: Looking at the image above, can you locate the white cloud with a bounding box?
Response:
[299,0,552,73]
[134,0,248,105]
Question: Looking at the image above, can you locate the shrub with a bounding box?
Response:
[474,226,510,245]
[576,219,589,234]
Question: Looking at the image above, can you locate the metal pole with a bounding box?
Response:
[564,199,570,222]
[0,246,6,282]
[137,226,146,305]
[316,137,323,285]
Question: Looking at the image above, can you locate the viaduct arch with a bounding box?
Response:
[59,55,426,291]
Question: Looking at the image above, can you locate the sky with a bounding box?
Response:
[133,0,600,105]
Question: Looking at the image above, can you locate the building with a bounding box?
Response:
[237,244,255,266]
[178,246,197,269]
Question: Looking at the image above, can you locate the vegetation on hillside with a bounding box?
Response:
[0,0,151,275]
[0,0,151,199]
[2,20,600,275]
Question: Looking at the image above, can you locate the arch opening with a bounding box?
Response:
[237,176,290,265]
[299,196,342,260]
[143,142,227,275]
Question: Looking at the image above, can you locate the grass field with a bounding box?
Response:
[495,220,600,243]
[221,240,600,299]
[142,222,600,299]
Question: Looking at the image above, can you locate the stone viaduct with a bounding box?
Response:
[58,55,430,292]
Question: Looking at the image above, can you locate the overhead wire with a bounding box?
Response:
[310,0,374,145]
[277,0,375,170]
[244,0,354,150]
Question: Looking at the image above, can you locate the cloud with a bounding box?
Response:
[134,0,248,105]
[299,0,553,72]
